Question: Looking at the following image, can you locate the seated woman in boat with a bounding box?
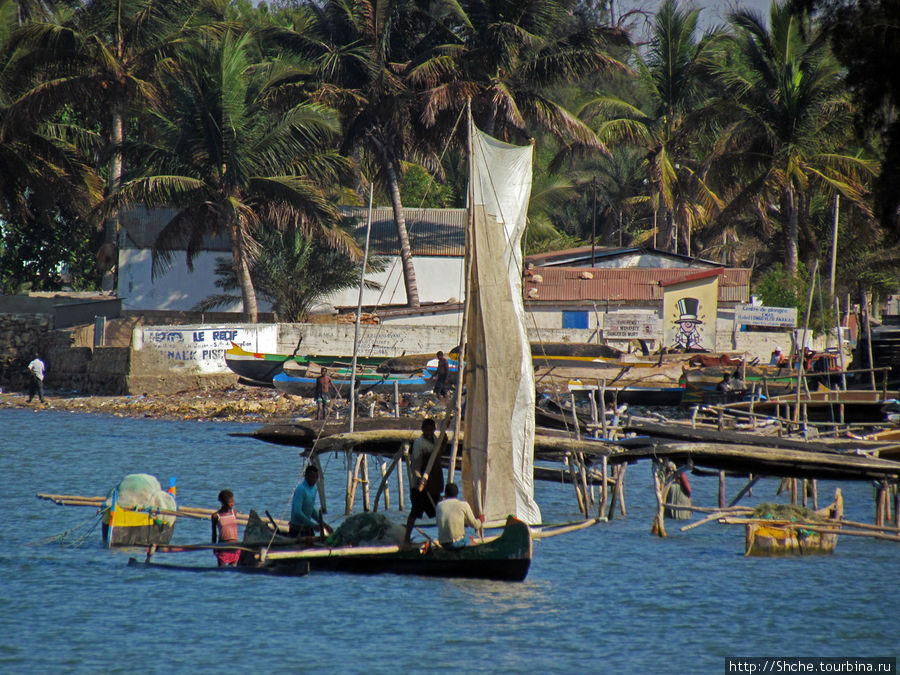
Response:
[211,490,240,567]
[436,483,482,548]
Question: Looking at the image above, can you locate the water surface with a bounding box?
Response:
[1,409,896,673]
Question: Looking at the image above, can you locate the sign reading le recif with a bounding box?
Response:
[736,304,797,327]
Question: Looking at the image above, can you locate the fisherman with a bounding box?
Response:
[314,368,335,420]
[435,483,481,548]
[716,372,733,392]
[211,489,240,567]
[433,351,450,403]
[663,461,693,520]
[404,418,445,544]
[26,353,46,404]
[290,465,329,540]
[770,347,786,367]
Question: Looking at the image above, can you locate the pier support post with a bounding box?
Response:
[361,453,370,512]
[599,454,608,518]
[718,471,726,509]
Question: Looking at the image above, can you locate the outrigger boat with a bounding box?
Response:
[189,114,545,581]
[271,357,454,397]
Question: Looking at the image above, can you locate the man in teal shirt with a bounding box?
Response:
[290,465,327,538]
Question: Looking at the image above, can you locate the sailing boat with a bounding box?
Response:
[147,114,542,581]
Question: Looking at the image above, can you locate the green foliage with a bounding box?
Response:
[195,226,384,322]
[754,266,805,312]
[399,164,455,209]
[0,206,102,293]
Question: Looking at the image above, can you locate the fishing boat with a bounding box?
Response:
[271,363,441,397]
[225,343,441,384]
[101,474,177,547]
[222,113,543,581]
[744,490,843,556]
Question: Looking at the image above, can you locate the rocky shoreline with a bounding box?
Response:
[0,382,439,423]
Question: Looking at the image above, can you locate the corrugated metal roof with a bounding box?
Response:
[340,207,465,257]
[523,267,750,303]
[526,245,726,268]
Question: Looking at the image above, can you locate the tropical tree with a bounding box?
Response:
[576,0,721,254]
[97,30,353,322]
[19,0,220,289]
[420,0,628,154]
[710,1,875,276]
[285,0,452,308]
[0,0,103,291]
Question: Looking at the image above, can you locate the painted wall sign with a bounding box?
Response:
[662,277,719,350]
[735,304,797,328]
[138,325,278,373]
[603,313,660,340]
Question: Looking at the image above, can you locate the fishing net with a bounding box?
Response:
[103,474,177,525]
[751,503,829,523]
[327,513,405,547]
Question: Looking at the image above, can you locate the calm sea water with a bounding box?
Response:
[1,408,896,673]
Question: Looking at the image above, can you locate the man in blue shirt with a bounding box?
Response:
[290,465,327,539]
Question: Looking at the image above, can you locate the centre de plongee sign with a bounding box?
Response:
[735,304,797,328]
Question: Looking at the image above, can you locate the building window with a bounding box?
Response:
[562,311,589,329]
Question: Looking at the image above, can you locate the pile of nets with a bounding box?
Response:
[103,474,177,525]
[327,513,405,547]
[751,503,829,523]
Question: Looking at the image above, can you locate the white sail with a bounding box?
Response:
[461,123,541,526]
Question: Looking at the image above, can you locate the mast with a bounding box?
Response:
[447,101,474,485]
[348,184,374,432]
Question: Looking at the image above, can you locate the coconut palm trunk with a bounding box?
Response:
[102,104,125,291]
[384,161,420,307]
[230,218,259,322]
[784,184,799,276]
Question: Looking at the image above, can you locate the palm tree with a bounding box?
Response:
[0,0,102,283]
[420,0,628,150]
[19,0,219,288]
[576,0,721,254]
[290,0,449,308]
[711,1,875,275]
[97,30,353,322]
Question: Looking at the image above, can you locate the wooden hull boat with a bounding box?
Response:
[225,343,442,384]
[723,395,893,423]
[101,474,177,548]
[102,502,175,547]
[127,556,310,576]
[745,521,838,556]
[245,512,532,581]
[272,369,436,397]
[744,492,843,557]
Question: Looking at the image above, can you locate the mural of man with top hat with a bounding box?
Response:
[673,297,704,351]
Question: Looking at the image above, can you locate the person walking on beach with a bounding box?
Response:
[26,354,46,404]
[433,351,450,403]
[404,418,445,544]
[211,489,240,567]
[315,368,335,420]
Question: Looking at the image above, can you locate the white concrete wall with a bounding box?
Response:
[322,256,464,309]
[119,249,463,312]
[133,323,278,373]
[277,323,602,357]
[118,249,267,313]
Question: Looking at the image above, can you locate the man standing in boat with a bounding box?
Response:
[433,351,450,403]
[436,483,481,548]
[314,368,336,420]
[404,418,445,544]
[290,465,329,540]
